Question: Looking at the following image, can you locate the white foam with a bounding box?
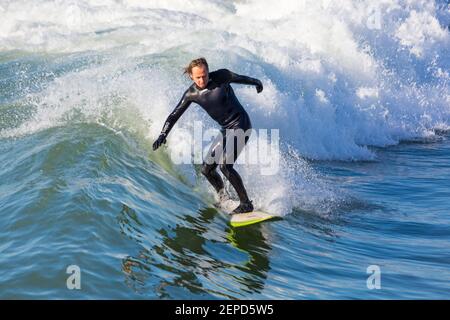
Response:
[1,0,449,215]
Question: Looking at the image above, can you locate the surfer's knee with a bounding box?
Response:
[219,163,233,177]
[201,163,215,176]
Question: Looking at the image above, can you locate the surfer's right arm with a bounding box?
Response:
[153,88,193,151]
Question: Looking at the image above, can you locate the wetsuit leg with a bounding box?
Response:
[201,163,224,192]
[219,130,251,203]
[201,132,225,193]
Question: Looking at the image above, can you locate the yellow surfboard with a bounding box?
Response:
[230,211,276,227]
[214,199,277,227]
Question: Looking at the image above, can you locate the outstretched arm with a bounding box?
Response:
[153,90,192,151]
[225,69,263,93]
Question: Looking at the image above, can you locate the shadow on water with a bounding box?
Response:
[118,204,273,299]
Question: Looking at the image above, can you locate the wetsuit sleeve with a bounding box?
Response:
[160,89,192,136]
[223,69,262,87]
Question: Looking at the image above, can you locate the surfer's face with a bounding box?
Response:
[190,65,209,89]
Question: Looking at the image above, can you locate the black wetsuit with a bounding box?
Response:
[158,68,262,205]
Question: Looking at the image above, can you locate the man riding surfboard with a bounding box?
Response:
[152,58,263,214]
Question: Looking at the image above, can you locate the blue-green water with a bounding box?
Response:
[1,0,450,299]
[1,122,449,299]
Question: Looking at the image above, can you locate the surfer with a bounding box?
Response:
[152,58,263,214]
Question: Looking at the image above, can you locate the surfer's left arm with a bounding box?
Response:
[223,69,263,93]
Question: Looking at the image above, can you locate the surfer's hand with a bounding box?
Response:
[255,80,263,93]
[153,134,167,151]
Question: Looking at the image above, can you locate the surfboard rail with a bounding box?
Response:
[230,211,276,227]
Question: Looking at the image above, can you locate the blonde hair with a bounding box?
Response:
[183,57,209,75]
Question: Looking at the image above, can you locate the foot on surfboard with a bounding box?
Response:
[232,200,254,214]
[216,199,277,227]
[214,189,238,213]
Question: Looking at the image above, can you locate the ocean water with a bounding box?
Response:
[0,0,449,299]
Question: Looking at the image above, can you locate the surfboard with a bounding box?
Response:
[213,198,277,227]
[230,211,276,227]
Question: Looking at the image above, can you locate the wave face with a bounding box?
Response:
[1,0,449,157]
[0,0,449,299]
